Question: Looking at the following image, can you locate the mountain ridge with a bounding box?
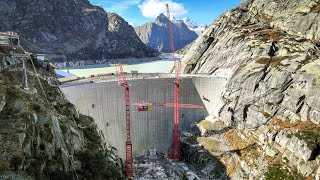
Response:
[135,13,198,53]
[0,0,152,63]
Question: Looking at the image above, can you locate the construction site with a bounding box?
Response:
[57,4,227,179]
[60,74,226,159]
[59,70,227,178]
[0,4,227,178]
[2,0,320,179]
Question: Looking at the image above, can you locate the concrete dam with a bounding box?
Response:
[60,75,227,159]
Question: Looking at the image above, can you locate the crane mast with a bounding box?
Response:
[166,3,181,161]
[131,4,204,165]
[118,63,133,178]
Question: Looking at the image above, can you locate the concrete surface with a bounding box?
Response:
[60,75,226,159]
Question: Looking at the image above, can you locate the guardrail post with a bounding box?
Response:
[23,58,29,90]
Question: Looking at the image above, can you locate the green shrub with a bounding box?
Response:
[265,165,303,180]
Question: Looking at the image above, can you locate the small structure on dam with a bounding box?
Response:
[60,74,227,159]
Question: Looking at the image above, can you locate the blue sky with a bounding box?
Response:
[89,0,243,26]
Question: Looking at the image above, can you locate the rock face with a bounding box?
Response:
[135,13,198,53]
[0,0,152,62]
[0,59,123,179]
[181,119,320,179]
[180,0,320,179]
[181,0,320,128]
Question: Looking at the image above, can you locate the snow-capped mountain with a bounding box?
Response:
[182,17,199,29]
[182,17,207,36]
[190,24,208,36]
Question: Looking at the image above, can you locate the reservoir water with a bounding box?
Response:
[60,54,179,77]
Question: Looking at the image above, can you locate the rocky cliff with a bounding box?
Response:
[0,53,123,179]
[135,13,198,53]
[0,0,152,63]
[181,0,320,179]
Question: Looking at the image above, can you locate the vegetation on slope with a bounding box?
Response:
[265,164,303,180]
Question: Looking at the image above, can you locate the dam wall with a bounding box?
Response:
[60,76,226,159]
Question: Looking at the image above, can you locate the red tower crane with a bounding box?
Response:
[134,4,204,161]
[117,63,133,178]
[165,3,182,161]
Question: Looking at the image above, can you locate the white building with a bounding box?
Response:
[0,32,19,46]
[36,54,46,62]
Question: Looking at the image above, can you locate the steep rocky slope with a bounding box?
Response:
[182,0,320,129]
[181,0,320,179]
[176,42,193,55]
[135,13,198,53]
[0,55,123,179]
[0,0,152,63]
[181,119,320,179]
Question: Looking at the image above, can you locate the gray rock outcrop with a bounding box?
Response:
[135,13,198,53]
[181,0,320,128]
[0,0,152,62]
[0,60,123,179]
[180,1,320,178]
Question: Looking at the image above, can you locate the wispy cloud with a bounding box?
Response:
[92,0,142,15]
[138,0,187,18]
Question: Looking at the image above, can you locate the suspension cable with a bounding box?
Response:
[28,55,49,104]
[22,49,79,179]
